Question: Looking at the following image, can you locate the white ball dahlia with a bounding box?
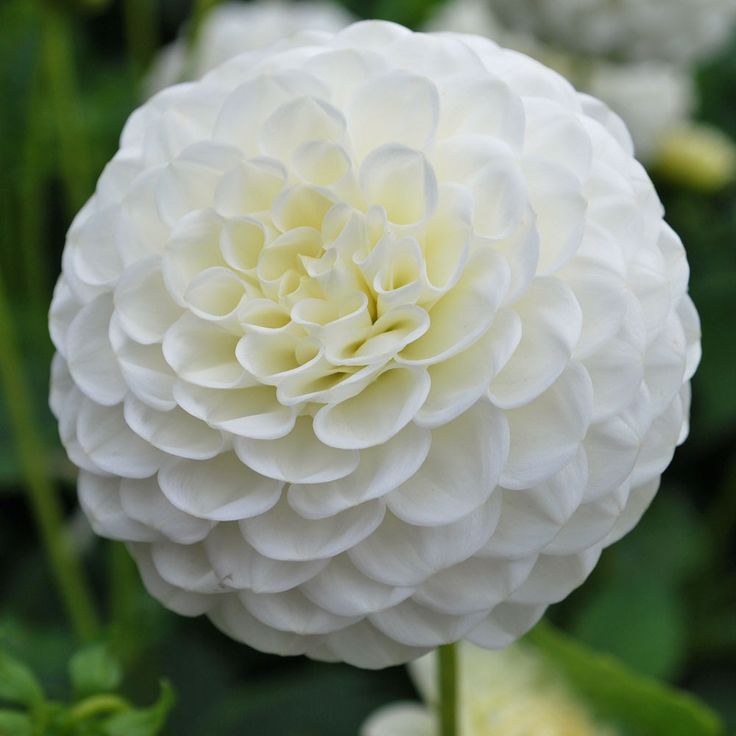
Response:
[145,0,354,95]
[50,20,700,669]
[489,0,736,65]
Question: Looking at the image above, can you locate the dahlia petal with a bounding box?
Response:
[524,160,587,274]
[241,495,386,562]
[313,367,430,450]
[209,595,316,656]
[482,448,588,559]
[119,476,213,544]
[288,422,432,519]
[214,158,287,217]
[204,523,326,593]
[545,484,629,555]
[259,96,346,162]
[500,363,593,490]
[370,598,485,647]
[412,555,536,616]
[436,74,525,149]
[388,401,508,526]
[114,258,183,344]
[359,145,438,226]
[348,71,439,159]
[183,267,248,322]
[49,278,82,356]
[163,313,245,388]
[397,247,509,365]
[416,309,521,428]
[70,204,124,288]
[465,601,546,649]
[602,478,660,546]
[235,416,359,482]
[76,400,163,479]
[151,540,226,594]
[321,620,429,669]
[66,294,127,406]
[158,452,281,522]
[173,382,297,439]
[240,589,359,635]
[123,395,224,460]
[78,472,157,542]
[583,415,641,501]
[129,543,214,616]
[349,499,501,587]
[523,98,593,181]
[510,547,602,605]
[488,277,582,409]
[161,210,226,304]
[302,555,414,617]
[110,325,177,411]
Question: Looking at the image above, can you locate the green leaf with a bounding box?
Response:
[0,651,43,709]
[570,576,687,681]
[527,621,724,736]
[69,644,122,699]
[103,681,174,736]
[0,710,33,736]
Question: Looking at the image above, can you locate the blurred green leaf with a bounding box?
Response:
[0,710,33,736]
[570,577,686,680]
[69,644,122,699]
[0,651,43,709]
[528,622,724,736]
[612,490,711,585]
[103,681,174,736]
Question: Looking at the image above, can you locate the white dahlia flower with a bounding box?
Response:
[489,0,736,65]
[145,0,354,95]
[362,641,617,735]
[424,0,695,162]
[50,20,700,669]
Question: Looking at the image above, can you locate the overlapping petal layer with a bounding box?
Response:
[51,21,700,668]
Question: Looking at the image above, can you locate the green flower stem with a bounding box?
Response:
[68,693,129,722]
[108,541,140,665]
[123,0,158,74]
[438,643,459,736]
[41,5,93,215]
[187,0,220,52]
[0,270,100,643]
[20,43,51,322]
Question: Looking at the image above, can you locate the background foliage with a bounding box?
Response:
[0,1,734,733]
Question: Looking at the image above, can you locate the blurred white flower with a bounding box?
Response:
[584,63,694,162]
[489,0,736,65]
[362,641,617,735]
[423,0,504,38]
[50,20,699,669]
[145,0,354,95]
[424,0,695,162]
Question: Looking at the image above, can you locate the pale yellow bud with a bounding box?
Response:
[652,123,736,191]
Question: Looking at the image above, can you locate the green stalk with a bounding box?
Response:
[0,268,100,642]
[41,5,93,216]
[108,541,140,665]
[187,0,220,53]
[123,0,158,75]
[19,42,51,322]
[437,643,459,736]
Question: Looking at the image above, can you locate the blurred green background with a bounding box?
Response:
[0,0,735,734]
